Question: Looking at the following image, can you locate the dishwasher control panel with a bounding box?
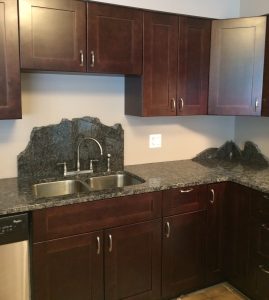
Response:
[0,213,28,245]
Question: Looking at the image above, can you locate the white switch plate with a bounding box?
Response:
[149,134,162,148]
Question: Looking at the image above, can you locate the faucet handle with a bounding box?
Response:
[57,162,67,176]
[89,159,99,171]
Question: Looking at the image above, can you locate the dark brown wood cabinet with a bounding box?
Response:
[33,232,104,300]
[19,0,86,72]
[205,182,225,285]
[105,220,161,300]
[0,0,21,119]
[223,182,251,294]
[125,12,211,116]
[162,186,207,299]
[32,192,162,300]
[209,17,267,116]
[87,3,142,75]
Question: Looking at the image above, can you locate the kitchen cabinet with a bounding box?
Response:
[87,3,142,75]
[0,0,21,119]
[32,192,162,300]
[209,17,266,116]
[205,182,226,285]
[162,185,207,299]
[19,0,86,72]
[125,12,211,116]
[222,182,251,294]
[248,190,269,300]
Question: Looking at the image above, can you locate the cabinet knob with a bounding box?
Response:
[108,234,113,252]
[180,188,193,193]
[96,236,101,255]
[179,98,184,111]
[210,188,215,204]
[90,50,95,68]
[170,98,176,112]
[165,222,170,238]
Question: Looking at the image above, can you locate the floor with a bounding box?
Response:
[176,283,249,300]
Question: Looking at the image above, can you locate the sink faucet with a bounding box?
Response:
[58,137,103,176]
[77,137,103,172]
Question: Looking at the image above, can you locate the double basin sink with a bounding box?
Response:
[32,172,145,199]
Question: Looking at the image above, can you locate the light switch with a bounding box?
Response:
[149,134,162,148]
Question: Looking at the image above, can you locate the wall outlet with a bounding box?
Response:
[149,134,162,148]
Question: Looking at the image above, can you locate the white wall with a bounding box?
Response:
[0,0,240,179]
[235,0,269,156]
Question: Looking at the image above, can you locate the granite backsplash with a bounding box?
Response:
[18,116,124,179]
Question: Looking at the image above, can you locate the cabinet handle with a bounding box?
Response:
[108,234,112,252]
[96,236,101,255]
[90,50,95,68]
[263,194,269,200]
[255,98,259,112]
[180,188,193,193]
[179,98,184,111]
[259,265,269,274]
[170,98,176,112]
[165,222,170,238]
[262,224,269,231]
[79,50,84,67]
[210,188,215,204]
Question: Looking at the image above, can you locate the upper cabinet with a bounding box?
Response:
[125,12,211,116]
[208,17,267,116]
[0,0,21,119]
[87,3,142,75]
[19,0,87,72]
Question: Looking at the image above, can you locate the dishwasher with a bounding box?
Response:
[0,213,30,300]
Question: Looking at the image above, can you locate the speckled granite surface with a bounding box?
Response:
[1,159,269,216]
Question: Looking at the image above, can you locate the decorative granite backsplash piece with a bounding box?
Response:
[18,116,124,179]
[193,141,269,169]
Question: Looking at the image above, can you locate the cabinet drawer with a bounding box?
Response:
[32,192,162,242]
[254,256,269,299]
[163,185,207,216]
[251,191,269,221]
[255,222,269,259]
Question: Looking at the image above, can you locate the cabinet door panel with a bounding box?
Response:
[162,211,206,298]
[20,0,86,72]
[33,232,104,300]
[177,17,211,115]
[105,220,161,300]
[0,0,21,119]
[143,11,178,116]
[209,17,266,115]
[87,3,142,75]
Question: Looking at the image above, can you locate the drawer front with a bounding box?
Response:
[251,191,269,221]
[255,222,269,259]
[254,256,269,300]
[163,185,207,216]
[33,192,162,242]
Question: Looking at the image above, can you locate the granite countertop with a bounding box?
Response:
[1,159,269,216]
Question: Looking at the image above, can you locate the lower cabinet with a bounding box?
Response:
[162,211,206,299]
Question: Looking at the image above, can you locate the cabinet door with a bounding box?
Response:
[206,182,226,285]
[19,0,86,72]
[223,182,251,294]
[33,232,104,300]
[0,0,21,119]
[209,17,266,115]
[177,17,211,115]
[105,220,161,300]
[142,11,178,116]
[87,3,142,75]
[162,211,206,299]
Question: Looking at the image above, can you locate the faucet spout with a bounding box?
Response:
[77,137,103,172]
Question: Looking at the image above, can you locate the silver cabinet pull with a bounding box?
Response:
[210,188,215,204]
[259,265,269,274]
[79,50,84,67]
[255,98,259,112]
[165,222,170,238]
[108,234,112,252]
[263,194,269,200]
[96,236,101,255]
[180,188,193,193]
[170,98,176,112]
[90,50,95,68]
[179,98,184,111]
[262,224,269,231]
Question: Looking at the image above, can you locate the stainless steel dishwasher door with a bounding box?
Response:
[0,214,30,300]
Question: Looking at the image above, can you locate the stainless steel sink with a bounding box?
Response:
[32,180,90,199]
[85,172,145,191]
